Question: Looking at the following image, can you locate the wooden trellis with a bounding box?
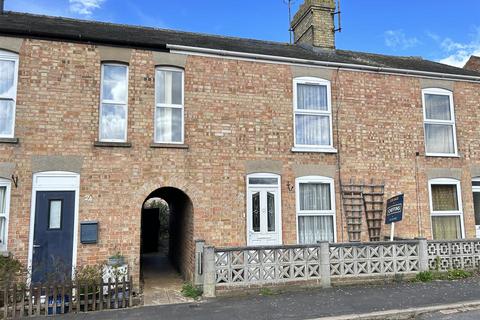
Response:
[341,179,385,242]
[363,180,385,242]
[341,179,364,242]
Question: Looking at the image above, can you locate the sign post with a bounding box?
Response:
[385,194,404,241]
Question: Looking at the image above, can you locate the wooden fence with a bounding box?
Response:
[1,277,133,319]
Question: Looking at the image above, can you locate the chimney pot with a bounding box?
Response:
[290,0,336,49]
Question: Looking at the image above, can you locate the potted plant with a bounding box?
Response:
[107,252,125,267]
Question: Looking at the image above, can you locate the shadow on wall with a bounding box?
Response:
[141,187,194,279]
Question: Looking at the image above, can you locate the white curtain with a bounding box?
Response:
[299,183,331,210]
[431,216,461,240]
[425,94,451,120]
[0,100,14,136]
[297,84,327,110]
[0,60,15,97]
[100,104,126,140]
[295,115,330,146]
[425,124,454,154]
[298,216,334,244]
[0,187,5,245]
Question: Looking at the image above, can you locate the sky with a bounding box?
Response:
[6,0,480,68]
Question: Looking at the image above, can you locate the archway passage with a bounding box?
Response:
[140,187,194,305]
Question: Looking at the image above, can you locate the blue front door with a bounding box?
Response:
[32,191,75,283]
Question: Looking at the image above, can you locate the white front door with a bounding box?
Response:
[472,185,480,238]
[247,186,281,246]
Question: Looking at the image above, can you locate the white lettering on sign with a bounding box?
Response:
[387,205,402,214]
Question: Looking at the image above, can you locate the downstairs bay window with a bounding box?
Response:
[429,178,464,240]
[296,176,336,244]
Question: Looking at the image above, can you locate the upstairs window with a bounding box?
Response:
[429,178,464,240]
[99,63,128,142]
[0,50,19,138]
[293,77,333,152]
[423,88,457,156]
[0,179,11,251]
[155,67,184,144]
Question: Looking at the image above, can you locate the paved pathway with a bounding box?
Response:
[141,252,192,305]
[42,277,480,320]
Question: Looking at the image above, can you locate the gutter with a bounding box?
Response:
[167,44,480,83]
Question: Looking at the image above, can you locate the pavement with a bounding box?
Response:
[37,277,480,320]
[417,306,480,320]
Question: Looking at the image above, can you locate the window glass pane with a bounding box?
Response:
[299,183,331,210]
[100,104,126,140]
[432,216,461,240]
[297,84,328,110]
[49,200,62,229]
[0,60,15,97]
[157,70,183,105]
[102,65,127,102]
[473,181,480,187]
[425,94,451,121]
[252,192,260,232]
[473,192,480,225]
[0,217,5,246]
[425,124,454,154]
[249,178,278,185]
[0,186,5,213]
[298,215,334,244]
[431,184,458,211]
[267,192,275,232]
[155,107,182,142]
[0,100,14,136]
[295,114,330,146]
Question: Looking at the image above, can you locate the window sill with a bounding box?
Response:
[0,137,19,144]
[94,141,132,148]
[425,153,460,158]
[291,146,338,154]
[150,143,189,149]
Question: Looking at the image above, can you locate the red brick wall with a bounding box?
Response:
[2,38,480,284]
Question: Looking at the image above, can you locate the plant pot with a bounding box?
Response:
[107,257,125,266]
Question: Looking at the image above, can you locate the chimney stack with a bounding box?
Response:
[290,0,336,49]
[464,56,480,73]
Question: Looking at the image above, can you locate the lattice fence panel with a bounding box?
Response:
[214,247,323,285]
[329,242,419,277]
[427,240,480,271]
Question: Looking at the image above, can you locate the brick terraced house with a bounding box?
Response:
[0,0,480,288]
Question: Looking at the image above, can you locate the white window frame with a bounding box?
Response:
[0,50,19,139]
[428,178,465,239]
[295,175,337,243]
[99,63,129,142]
[292,77,336,153]
[154,66,185,144]
[0,178,12,252]
[422,88,458,157]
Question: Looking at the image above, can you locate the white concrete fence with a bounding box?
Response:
[195,238,480,297]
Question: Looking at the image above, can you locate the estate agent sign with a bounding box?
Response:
[385,194,404,224]
[385,194,404,241]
